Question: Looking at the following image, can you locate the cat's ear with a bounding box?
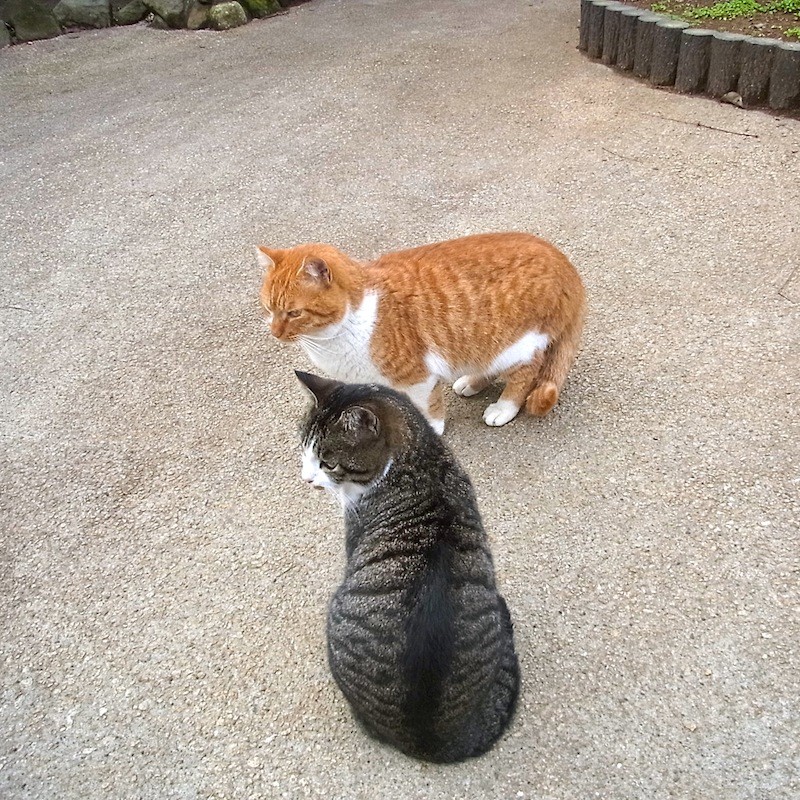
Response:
[300,257,331,285]
[295,371,341,405]
[256,246,278,273]
[338,406,380,440]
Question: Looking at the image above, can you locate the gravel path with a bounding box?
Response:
[1,1,798,797]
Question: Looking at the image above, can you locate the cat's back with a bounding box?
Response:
[326,500,435,755]
[365,232,583,346]
[368,231,578,287]
[327,462,519,762]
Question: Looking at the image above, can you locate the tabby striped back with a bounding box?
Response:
[296,372,520,762]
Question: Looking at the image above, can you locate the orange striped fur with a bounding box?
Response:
[258,232,585,431]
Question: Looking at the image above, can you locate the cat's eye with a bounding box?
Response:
[287,309,303,319]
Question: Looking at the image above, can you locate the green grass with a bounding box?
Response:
[786,26,800,35]
[769,1,800,12]
[650,0,800,19]
[687,0,762,18]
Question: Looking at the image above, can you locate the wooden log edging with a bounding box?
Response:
[675,29,714,93]
[578,0,800,112]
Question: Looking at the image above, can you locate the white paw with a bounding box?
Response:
[429,418,445,435]
[453,376,480,397]
[483,400,520,427]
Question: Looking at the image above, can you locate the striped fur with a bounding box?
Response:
[260,232,586,430]
[297,372,520,762]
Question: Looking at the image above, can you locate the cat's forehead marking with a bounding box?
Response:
[269,282,285,310]
[269,260,306,310]
[265,262,289,309]
[299,421,313,448]
[301,444,319,483]
[302,418,327,451]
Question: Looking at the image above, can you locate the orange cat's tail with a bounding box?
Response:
[525,313,584,417]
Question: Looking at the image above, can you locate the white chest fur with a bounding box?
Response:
[297,291,385,384]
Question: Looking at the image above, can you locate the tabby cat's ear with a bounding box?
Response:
[339,406,380,440]
[295,371,342,405]
[300,257,331,285]
[256,246,278,272]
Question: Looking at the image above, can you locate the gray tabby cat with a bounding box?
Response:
[296,370,520,763]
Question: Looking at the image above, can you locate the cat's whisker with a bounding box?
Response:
[300,331,342,342]
[300,339,338,358]
[301,341,338,355]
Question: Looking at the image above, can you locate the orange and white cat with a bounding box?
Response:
[258,232,585,433]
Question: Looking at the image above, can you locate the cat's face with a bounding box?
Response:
[257,245,350,342]
[296,372,397,508]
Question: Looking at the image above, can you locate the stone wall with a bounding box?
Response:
[0,0,284,44]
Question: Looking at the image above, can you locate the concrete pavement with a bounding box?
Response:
[1,1,798,797]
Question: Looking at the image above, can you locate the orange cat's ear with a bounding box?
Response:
[255,246,278,273]
[299,257,332,286]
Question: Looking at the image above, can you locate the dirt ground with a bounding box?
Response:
[623,0,800,42]
[1,1,799,798]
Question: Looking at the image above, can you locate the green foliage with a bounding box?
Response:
[767,1,800,12]
[785,26,800,36]
[647,0,800,34]
[686,0,763,19]
[657,0,800,19]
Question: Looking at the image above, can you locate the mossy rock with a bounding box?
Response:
[114,0,149,25]
[239,0,280,19]
[184,0,209,29]
[148,13,170,28]
[143,0,185,27]
[208,1,246,29]
[3,0,62,42]
[53,0,111,29]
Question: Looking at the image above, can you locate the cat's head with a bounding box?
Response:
[257,244,359,342]
[296,371,407,508]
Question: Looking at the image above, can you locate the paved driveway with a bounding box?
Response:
[1,1,798,797]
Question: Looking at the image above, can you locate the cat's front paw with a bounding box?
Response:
[483,400,520,427]
[452,375,488,397]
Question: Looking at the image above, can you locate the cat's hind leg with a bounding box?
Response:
[452,375,491,398]
[483,356,544,427]
[525,315,584,416]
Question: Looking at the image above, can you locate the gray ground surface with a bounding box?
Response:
[1,1,799,798]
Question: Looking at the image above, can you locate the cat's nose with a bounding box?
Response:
[270,320,285,338]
